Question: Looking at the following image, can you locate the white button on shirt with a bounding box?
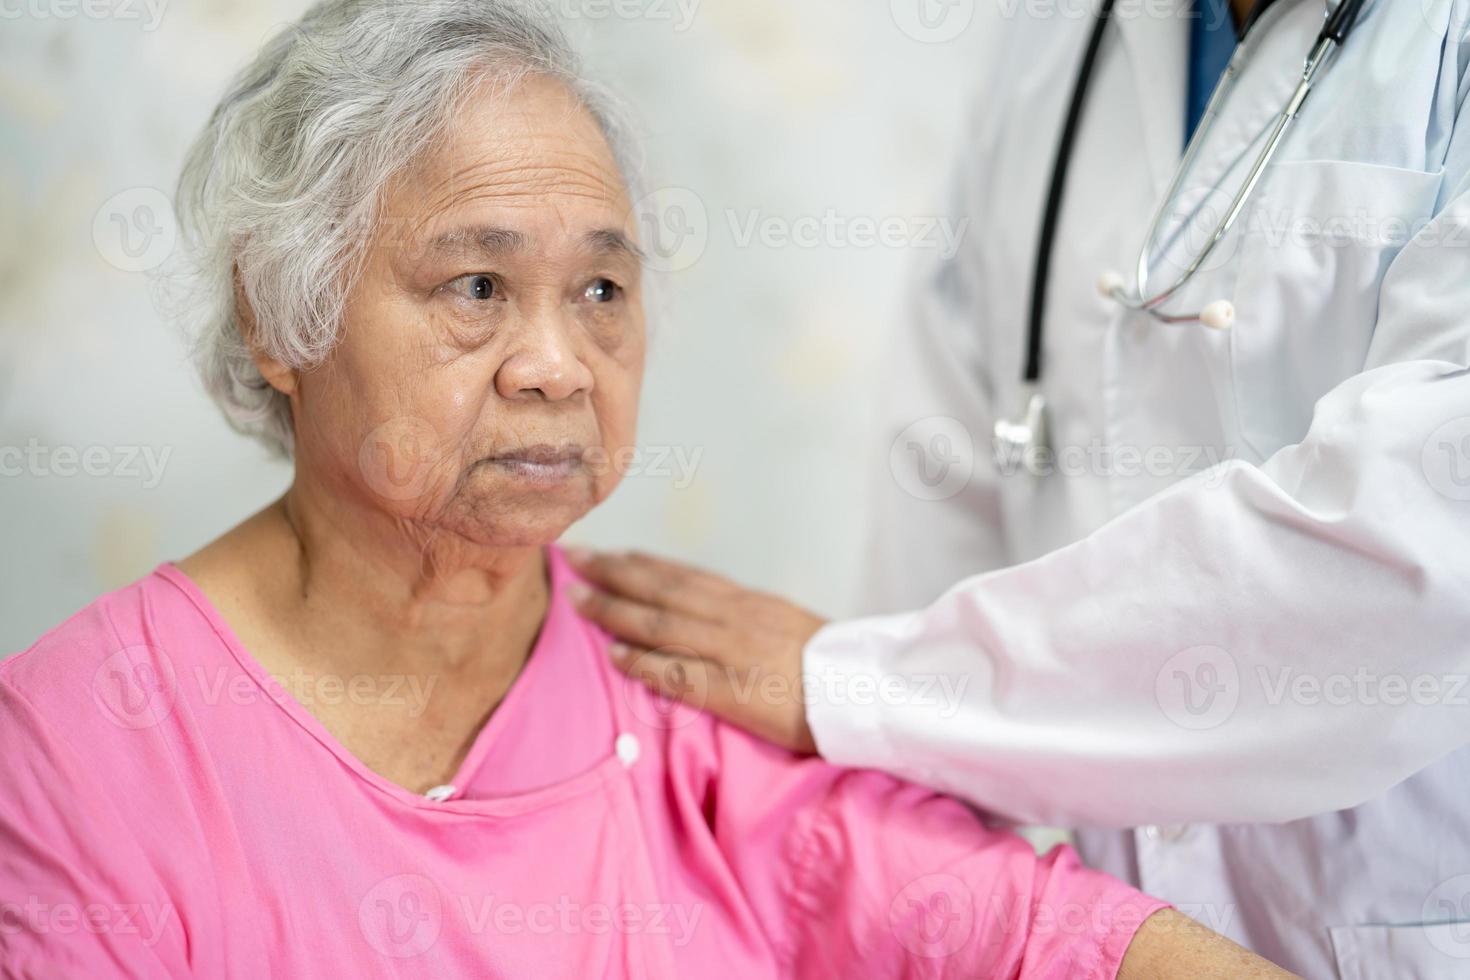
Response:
[615,732,641,768]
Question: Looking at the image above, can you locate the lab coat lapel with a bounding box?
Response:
[1110,0,1190,200]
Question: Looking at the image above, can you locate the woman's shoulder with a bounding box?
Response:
[0,569,213,973]
[0,564,207,732]
[0,562,245,861]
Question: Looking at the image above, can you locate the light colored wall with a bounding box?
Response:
[0,0,991,652]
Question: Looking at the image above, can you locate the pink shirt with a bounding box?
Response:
[0,548,1163,978]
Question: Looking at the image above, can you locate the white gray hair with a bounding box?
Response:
[175,0,639,457]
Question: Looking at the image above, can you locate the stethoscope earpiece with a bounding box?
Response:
[1199,300,1236,330]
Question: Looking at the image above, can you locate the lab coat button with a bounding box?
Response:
[1143,824,1190,843]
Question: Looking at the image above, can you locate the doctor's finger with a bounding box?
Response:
[569,583,729,653]
[564,549,737,621]
[611,644,817,755]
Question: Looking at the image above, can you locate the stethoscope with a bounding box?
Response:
[993,0,1369,474]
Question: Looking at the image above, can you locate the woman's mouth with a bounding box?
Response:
[482,445,587,485]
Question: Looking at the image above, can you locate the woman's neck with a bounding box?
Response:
[179,487,551,689]
[175,485,554,795]
[268,484,549,675]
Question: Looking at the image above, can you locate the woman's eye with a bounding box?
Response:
[583,278,621,304]
[448,274,498,301]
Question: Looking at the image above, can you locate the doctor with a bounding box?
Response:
[568,0,1470,975]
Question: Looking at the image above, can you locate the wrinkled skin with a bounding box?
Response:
[289,72,646,564]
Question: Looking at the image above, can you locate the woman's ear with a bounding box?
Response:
[234,266,298,396]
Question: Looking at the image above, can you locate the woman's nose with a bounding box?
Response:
[494,315,595,402]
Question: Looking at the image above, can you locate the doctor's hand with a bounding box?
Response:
[564,549,826,755]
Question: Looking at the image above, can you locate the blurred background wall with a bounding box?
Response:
[0,0,993,652]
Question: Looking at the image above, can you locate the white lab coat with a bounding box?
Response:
[805,0,1470,975]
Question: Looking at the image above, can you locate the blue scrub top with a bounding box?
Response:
[1187,0,1238,141]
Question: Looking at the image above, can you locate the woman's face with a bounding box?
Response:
[287,74,646,549]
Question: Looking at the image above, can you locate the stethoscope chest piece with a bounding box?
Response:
[992,389,1049,475]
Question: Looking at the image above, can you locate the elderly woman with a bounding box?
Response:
[0,1,1293,977]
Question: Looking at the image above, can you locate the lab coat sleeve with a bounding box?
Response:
[807,99,1470,829]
